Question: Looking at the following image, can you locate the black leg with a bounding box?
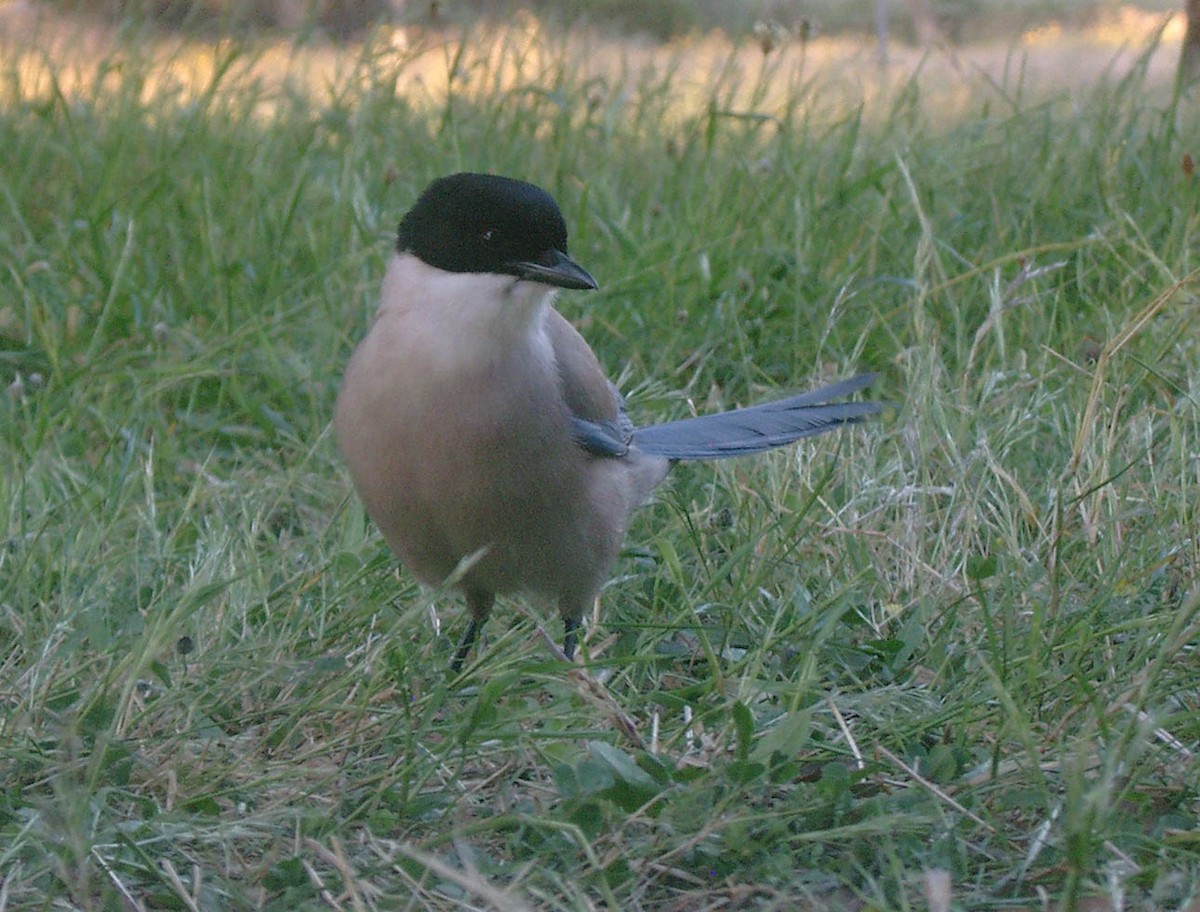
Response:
[449,618,481,673]
[449,590,494,673]
[562,614,579,661]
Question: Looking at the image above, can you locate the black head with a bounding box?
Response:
[396,173,598,290]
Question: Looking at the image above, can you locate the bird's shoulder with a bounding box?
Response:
[543,308,636,458]
[544,308,619,424]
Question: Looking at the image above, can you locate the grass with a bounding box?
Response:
[1,8,1199,911]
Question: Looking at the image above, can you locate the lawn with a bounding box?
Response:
[1,7,1198,910]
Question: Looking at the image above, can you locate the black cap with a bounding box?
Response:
[397,173,598,290]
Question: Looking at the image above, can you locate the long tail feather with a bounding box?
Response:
[632,373,881,461]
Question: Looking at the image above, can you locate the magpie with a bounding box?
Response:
[334,172,880,670]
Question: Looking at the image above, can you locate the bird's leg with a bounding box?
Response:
[562,614,580,661]
[449,620,479,673]
[450,590,494,673]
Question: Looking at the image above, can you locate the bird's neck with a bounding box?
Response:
[376,252,556,369]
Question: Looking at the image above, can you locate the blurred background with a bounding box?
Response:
[10,0,1184,45]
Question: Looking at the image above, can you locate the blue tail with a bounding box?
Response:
[632,373,881,461]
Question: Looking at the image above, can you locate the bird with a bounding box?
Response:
[334,172,881,671]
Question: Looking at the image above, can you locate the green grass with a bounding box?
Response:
[1,13,1199,911]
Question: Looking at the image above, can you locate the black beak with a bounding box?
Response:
[507,249,598,290]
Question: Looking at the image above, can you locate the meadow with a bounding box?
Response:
[1,7,1198,910]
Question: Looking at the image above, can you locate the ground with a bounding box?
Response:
[1,5,1198,910]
